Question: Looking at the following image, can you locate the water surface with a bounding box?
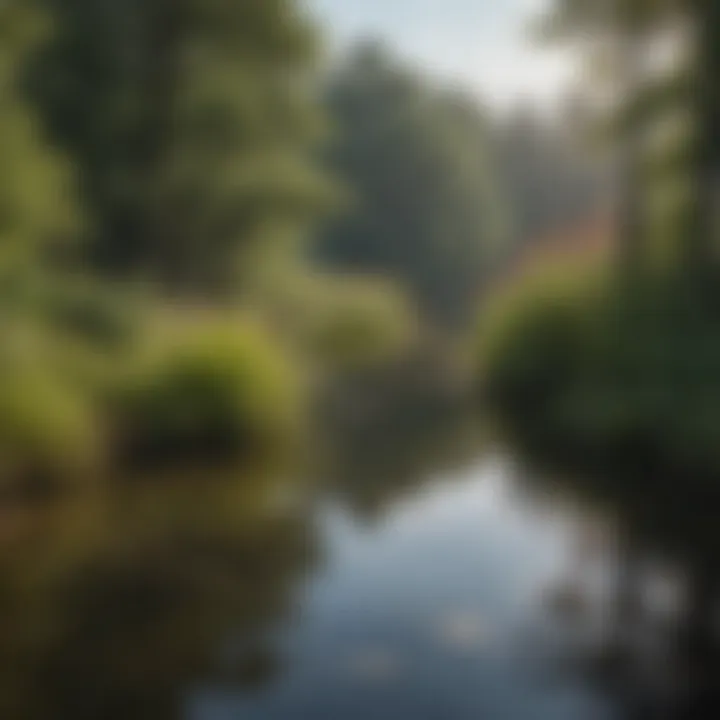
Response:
[191,458,617,720]
[0,452,625,720]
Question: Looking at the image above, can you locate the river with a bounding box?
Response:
[0,444,690,719]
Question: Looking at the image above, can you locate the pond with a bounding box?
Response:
[0,434,699,720]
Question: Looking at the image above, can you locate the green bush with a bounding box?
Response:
[0,368,100,488]
[304,276,417,372]
[478,260,603,455]
[114,319,304,469]
[252,270,417,372]
[476,263,720,564]
[477,259,720,487]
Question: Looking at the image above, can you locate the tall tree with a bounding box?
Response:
[27,0,329,294]
[541,0,720,276]
[491,100,606,265]
[316,41,505,329]
[539,0,662,276]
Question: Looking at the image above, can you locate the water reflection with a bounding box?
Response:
[511,450,720,720]
[194,455,615,720]
[324,407,485,521]
[1,417,718,720]
[0,472,316,719]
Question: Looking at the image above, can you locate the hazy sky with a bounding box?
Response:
[307,0,573,107]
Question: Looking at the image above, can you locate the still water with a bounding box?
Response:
[192,459,616,720]
[0,450,630,720]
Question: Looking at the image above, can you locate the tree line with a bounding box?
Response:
[477,2,720,706]
[0,0,604,487]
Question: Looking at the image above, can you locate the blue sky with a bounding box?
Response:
[306,0,572,107]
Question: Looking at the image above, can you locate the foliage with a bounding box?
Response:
[478,258,606,458]
[0,0,331,483]
[38,278,142,350]
[307,279,416,371]
[0,367,100,488]
[474,0,720,585]
[113,318,304,469]
[27,0,332,291]
[478,255,720,495]
[0,0,78,271]
[265,271,418,372]
[315,41,505,328]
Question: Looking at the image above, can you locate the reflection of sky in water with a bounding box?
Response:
[189,459,619,720]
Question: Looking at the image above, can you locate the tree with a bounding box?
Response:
[0,0,77,277]
[491,100,607,268]
[315,41,505,329]
[540,0,720,277]
[26,0,330,294]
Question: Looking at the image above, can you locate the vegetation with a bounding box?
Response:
[0,0,617,489]
[476,0,720,661]
[0,0,331,482]
[0,368,99,489]
[5,0,720,713]
[114,318,304,469]
[300,276,417,372]
[316,41,506,329]
[25,0,330,292]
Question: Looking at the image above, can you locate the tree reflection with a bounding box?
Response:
[0,471,317,720]
[518,451,720,720]
[325,404,484,521]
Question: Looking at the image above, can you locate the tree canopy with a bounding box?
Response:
[315,42,506,329]
[25,0,331,293]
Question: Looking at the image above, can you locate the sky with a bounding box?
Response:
[306,0,574,108]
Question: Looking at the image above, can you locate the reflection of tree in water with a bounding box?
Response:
[326,396,484,521]
[519,452,720,719]
[0,471,317,720]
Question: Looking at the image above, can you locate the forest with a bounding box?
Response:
[0,0,603,488]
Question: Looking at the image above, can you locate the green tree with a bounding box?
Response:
[315,41,505,329]
[539,0,720,276]
[0,0,77,277]
[27,0,329,294]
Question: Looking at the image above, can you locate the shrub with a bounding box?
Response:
[0,368,100,489]
[478,260,605,454]
[304,276,417,372]
[250,270,417,372]
[476,258,720,494]
[114,319,304,469]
